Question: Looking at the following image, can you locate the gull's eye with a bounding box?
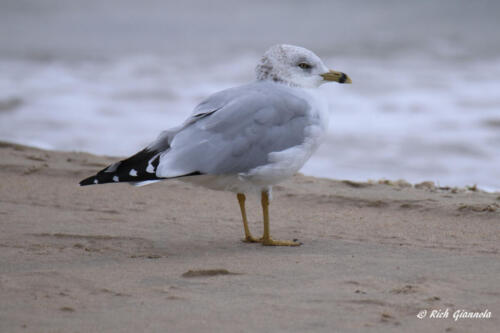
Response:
[298,63,312,70]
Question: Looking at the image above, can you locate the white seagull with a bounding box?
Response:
[80,44,351,246]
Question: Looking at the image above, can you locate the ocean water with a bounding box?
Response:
[1,0,499,191]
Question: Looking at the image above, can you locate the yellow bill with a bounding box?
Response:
[321,70,352,84]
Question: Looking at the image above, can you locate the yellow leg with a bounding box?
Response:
[237,193,260,243]
[260,190,301,246]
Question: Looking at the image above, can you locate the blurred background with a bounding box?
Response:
[1,0,499,190]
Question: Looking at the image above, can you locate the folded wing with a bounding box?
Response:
[80,81,315,186]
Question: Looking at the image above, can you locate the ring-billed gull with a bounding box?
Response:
[80,44,351,246]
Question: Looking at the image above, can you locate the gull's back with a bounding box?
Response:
[155,81,322,177]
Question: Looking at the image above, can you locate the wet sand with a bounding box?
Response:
[0,141,499,332]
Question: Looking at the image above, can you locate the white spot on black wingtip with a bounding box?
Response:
[94,179,99,184]
[112,176,119,182]
[129,169,137,177]
[146,153,161,173]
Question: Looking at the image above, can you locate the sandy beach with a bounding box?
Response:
[0,141,498,332]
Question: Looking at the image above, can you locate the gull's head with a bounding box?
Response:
[256,44,352,88]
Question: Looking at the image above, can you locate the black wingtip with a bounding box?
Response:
[78,145,205,187]
[79,176,97,186]
[78,148,164,186]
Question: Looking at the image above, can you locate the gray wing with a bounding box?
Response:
[154,82,316,177]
